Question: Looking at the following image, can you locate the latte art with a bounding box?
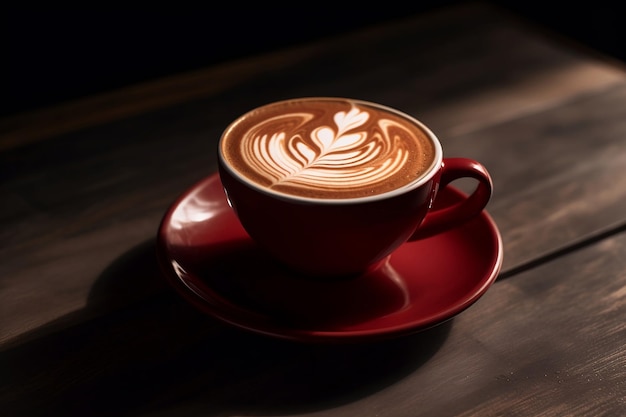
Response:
[221,98,437,199]
[244,108,411,188]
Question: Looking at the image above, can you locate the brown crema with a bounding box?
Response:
[220,98,437,199]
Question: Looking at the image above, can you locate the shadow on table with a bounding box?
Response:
[0,239,451,417]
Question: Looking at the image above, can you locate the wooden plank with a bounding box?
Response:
[2,224,625,416]
[418,61,626,268]
[441,84,626,270]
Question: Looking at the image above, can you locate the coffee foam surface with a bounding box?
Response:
[221,98,436,199]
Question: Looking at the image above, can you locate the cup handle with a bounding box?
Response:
[409,157,493,240]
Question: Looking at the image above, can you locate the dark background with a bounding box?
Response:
[2,2,624,118]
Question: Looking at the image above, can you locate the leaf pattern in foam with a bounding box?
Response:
[253,106,408,190]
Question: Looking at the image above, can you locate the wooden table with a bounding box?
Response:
[2,2,626,416]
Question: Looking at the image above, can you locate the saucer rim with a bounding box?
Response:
[157,174,504,342]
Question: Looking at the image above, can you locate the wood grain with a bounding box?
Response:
[443,83,626,270]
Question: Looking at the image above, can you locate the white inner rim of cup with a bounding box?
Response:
[218,97,444,205]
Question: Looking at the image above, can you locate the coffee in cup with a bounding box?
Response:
[218,97,492,277]
[220,98,437,199]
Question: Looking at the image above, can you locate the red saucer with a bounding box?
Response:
[157,174,503,343]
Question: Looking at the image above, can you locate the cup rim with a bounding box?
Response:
[218,97,443,205]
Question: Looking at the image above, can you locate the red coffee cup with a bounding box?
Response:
[218,98,492,277]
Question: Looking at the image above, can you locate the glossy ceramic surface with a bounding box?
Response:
[157,174,503,342]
